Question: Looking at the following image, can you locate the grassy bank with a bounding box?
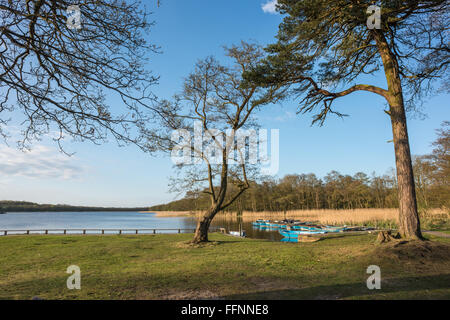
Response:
[1,233,449,300]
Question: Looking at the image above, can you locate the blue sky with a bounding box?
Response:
[0,0,448,207]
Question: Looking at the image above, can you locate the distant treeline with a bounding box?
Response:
[150,122,449,213]
[0,201,147,212]
[149,171,401,212]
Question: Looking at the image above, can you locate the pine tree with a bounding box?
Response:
[247,0,449,239]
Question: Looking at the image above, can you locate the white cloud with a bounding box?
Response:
[262,0,278,14]
[274,111,296,122]
[0,144,84,180]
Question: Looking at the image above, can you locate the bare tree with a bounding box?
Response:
[149,43,284,243]
[0,0,158,151]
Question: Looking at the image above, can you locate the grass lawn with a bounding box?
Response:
[0,233,449,300]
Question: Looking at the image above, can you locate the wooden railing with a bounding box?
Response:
[0,228,217,236]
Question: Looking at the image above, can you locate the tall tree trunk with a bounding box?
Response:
[375,31,423,240]
[192,158,228,244]
[389,100,422,239]
[315,190,320,209]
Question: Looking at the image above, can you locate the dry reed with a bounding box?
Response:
[143,208,448,227]
[140,211,199,217]
[222,208,448,226]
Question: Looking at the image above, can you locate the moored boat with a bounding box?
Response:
[252,219,270,227]
[290,225,325,231]
[253,219,363,236]
[279,229,327,238]
[252,220,288,229]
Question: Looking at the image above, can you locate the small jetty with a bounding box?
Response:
[229,230,246,237]
[219,227,246,238]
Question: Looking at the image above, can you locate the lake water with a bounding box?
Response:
[0,211,282,241]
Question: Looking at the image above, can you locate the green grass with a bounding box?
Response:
[0,233,449,300]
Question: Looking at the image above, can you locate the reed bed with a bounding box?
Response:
[144,208,449,230]
[142,211,199,217]
[221,208,449,229]
[237,208,400,224]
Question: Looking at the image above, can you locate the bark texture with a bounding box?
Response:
[375,31,423,240]
[193,211,216,243]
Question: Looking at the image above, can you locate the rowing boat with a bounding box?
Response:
[279,229,327,238]
[252,219,270,227]
[290,225,325,231]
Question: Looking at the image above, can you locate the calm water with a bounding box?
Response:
[0,212,282,240]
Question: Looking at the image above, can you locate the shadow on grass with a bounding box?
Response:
[223,274,450,300]
[4,270,449,300]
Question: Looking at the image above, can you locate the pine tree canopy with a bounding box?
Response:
[247,0,449,123]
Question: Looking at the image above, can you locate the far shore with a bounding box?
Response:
[139,211,199,217]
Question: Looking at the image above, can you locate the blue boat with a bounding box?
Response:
[252,219,270,227]
[252,220,288,229]
[290,225,325,231]
[253,219,355,236]
[266,222,283,228]
[280,237,299,243]
[279,229,327,238]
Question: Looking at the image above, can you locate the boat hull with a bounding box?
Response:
[279,229,327,238]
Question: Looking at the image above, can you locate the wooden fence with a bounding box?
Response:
[0,228,217,236]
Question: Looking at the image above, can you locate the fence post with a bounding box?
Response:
[27,230,30,235]
[178,229,181,234]
[83,230,86,235]
[64,230,67,235]
[102,230,104,235]
[4,231,7,236]
[119,230,122,235]
[45,230,48,235]
[136,230,138,234]
[153,229,156,234]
